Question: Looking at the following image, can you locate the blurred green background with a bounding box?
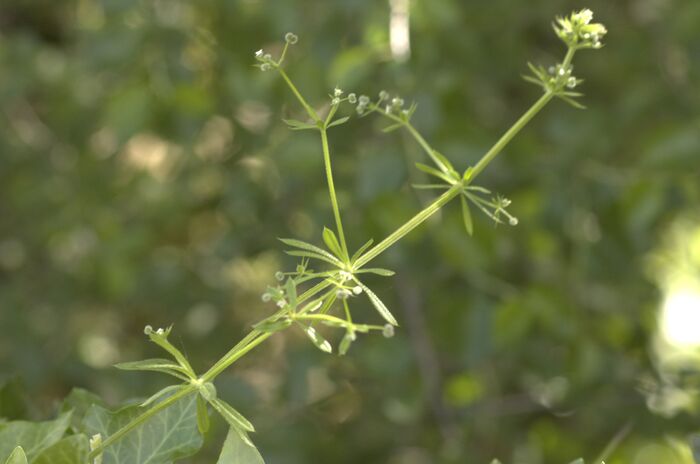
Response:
[1,0,699,462]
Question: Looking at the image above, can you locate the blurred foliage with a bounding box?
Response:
[1,0,699,462]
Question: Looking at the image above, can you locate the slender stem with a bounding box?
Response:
[320,129,349,259]
[354,184,463,269]
[277,68,320,123]
[88,384,198,459]
[404,123,450,173]
[469,91,553,180]
[201,331,271,382]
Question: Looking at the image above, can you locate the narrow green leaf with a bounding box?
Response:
[0,413,71,461]
[465,185,491,194]
[282,118,317,131]
[355,268,395,276]
[285,250,344,267]
[318,292,337,315]
[114,358,192,381]
[354,279,398,326]
[431,149,456,175]
[4,447,27,464]
[140,385,186,408]
[285,278,297,309]
[196,396,210,435]
[32,435,89,464]
[381,123,403,133]
[297,323,333,353]
[279,238,344,266]
[414,163,455,185]
[253,316,293,333]
[558,95,586,109]
[326,116,350,128]
[411,184,451,190]
[216,426,264,464]
[338,331,355,356]
[84,395,202,464]
[144,326,195,376]
[460,195,474,236]
[209,399,255,433]
[463,166,474,181]
[322,227,345,261]
[300,299,323,313]
[350,238,374,264]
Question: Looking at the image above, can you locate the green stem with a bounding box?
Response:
[320,128,349,259]
[354,184,463,269]
[404,123,450,173]
[277,68,320,123]
[469,91,553,180]
[88,384,198,460]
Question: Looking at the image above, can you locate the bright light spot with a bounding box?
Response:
[660,286,700,347]
[389,0,411,62]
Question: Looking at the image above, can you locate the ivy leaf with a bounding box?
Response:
[60,388,106,433]
[84,395,202,464]
[0,412,71,461]
[460,195,474,236]
[353,279,398,326]
[3,447,27,464]
[114,358,192,381]
[33,435,89,464]
[322,227,346,261]
[216,426,264,464]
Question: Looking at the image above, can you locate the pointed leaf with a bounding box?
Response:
[279,238,344,267]
[355,268,395,277]
[381,123,403,133]
[282,118,317,131]
[322,227,345,261]
[285,278,297,309]
[411,184,450,190]
[216,426,264,464]
[140,385,186,408]
[285,250,344,267]
[114,358,192,381]
[354,280,398,326]
[4,447,27,464]
[415,163,455,184]
[297,324,333,353]
[253,316,293,333]
[209,399,255,433]
[84,395,202,464]
[350,238,374,264]
[144,326,194,376]
[568,459,585,464]
[196,396,210,435]
[460,195,474,236]
[558,95,586,109]
[431,150,456,175]
[300,299,323,313]
[32,435,89,464]
[0,413,71,461]
[326,116,350,128]
[339,331,356,356]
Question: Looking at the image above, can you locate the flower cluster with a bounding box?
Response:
[254,32,298,71]
[525,62,583,94]
[553,8,607,49]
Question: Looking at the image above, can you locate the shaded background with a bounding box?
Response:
[1,0,700,462]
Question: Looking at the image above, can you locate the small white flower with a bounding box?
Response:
[334,87,343,97]
[255,49,263,58]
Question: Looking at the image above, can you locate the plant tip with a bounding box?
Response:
[144,325,153,335]
[284,32,298,44]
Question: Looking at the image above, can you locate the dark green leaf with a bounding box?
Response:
[84,395,202,464]
[33,435,89,464]
[0,413,71,462]
[285,250,344,267]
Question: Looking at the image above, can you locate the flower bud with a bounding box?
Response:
[348,93,357,104]
[382,324,395,338]
[284,32,298,44]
